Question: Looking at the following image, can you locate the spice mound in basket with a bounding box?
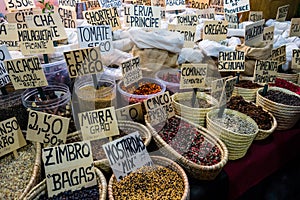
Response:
[111,165,184,200]
[154,116,221,166]
[263,90,300,106]
[0,143,36,199]
[176,97,213,108]
[234,80,262,89]
[227,96,272,130]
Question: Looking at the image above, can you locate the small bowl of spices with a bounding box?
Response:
[227,96,277,140]
[108,156,189,200]
[233,80,263,102]
[206,109,259,160]
[117,77,166,105]
[256,87,300,130]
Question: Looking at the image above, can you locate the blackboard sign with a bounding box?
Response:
[254,60,278,84]
[289,18,300,37]
[42,141,97,197]
[180,63,207,89]
[27,110,70,146]
[144,91,175,126]
[271,45,286,66]
[129,5,161,28]
[64,46,103,78]
[103,132,153,181]
[122,57,142,87]
[249,11,263,22]
[292,49,300,69]
[263,26,274,45]
[245,19,265,47]
[4,56,48,89]
[0,45,12,88]
[276,4,289,22]
[0,117,26,157]
[224,0,250,14]
[83,8,121,31]
[202,20,228,42]
[218,51,245,71]
[78,107,120,141]
[168,24,197,48]
[77,25,113,54]
[0,24,19,50]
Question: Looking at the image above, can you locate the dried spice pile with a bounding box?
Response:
[177,98,213,108]
[263,90,300,106]
[154,116,221,166]
[161,72,180,83]
[112,165,184,200]
[271,78,300,95]
[235,80,262,89]
[38,185,100,200]
[227,96,272,130]
[0,143,36,199]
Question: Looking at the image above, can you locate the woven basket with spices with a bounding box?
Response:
[206,109,259,160]
[172,92,218,127]
[25,167,107,200]
[256,87,300,130]
[66,120,152,174]
[146,115,228,180]
[232,80,263,102]
[108,156,190,200]
[0,139,42,200]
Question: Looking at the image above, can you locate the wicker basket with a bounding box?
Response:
[172,92,218,127]
[255,111,277,140]
[66,121,152,174]
[25,167,107,200]
[146,115,228,180]
[256,87,300,130]
[277,72,298,83]
[206,109,259,160]
[232,86,262,102]
[108,156,190,200]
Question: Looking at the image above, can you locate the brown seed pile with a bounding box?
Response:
[112,165,185,200]
[0,143,36,199]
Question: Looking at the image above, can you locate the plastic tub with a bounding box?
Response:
[155,68,180,94]
[42,60,71,87]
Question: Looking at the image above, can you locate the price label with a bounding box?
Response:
[218,51,245,72]
[115,103,143,122]
[271,45,286,66]
[103,132,153,181]
[180,63,207,89]
[27,110,69,146]
[168,24,197,48]
[0,45,12,88]
[5,0,36,12]
[292,49,300,69]
[254,60,278,84]
[0,117,26,157]
[276,4,289,22]
[202,20,228,42]
[122,57,143,87]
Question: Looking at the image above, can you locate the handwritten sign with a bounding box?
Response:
[55,7,77,28]
[292,49,300,69]
[4,56,48,89]
[245,19,265,47]
[254,60,278,83]
[168,24,196,48]
[0,117,26,157]
[77,25,113,54]
[196,8,215,19]
[263,26,274,45]
[224,13,238,29]
[25,13,68,41]
[5,0,36,12]
[180,63,207,89]
[6,9,42,29]
[224,0,250,14]
[211,76,229,104]
[188,0,209,9]
[289,18,300,37]
[58,0,78,11]
[83,8,121,31]
[129,5,161,28]
[115,103,144,122]
[122,57,142,87]
[151,0,165,7]
[85,0,101,10]
[165,0,186,11]
[276,4,289,22]
[98,0,122,8]
[78,107,119,141]
[0,23,19,50]
[27,110,69,146]
[210,0,224,14]
[176,15,198,26]
[64,46,103,78]
[202,20,228,42]
[271,45,286,66]
[144,91,175,126]
[219,76,237,105]
[19,28,55,56]
[218,51,245,71]
[249,11,263,22]
[103,132,153,181]
[0,45,12,88]
[42,141,97,197]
